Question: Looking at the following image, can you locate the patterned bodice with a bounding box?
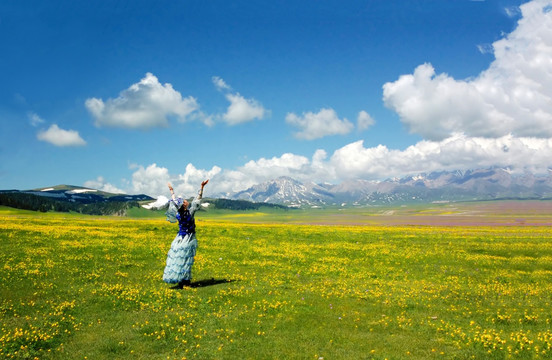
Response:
[176,209,196,236]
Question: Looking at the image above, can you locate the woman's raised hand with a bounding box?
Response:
[201,179,209,187]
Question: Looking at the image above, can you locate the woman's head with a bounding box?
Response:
[176,196,188,210]
[177,199,190,217]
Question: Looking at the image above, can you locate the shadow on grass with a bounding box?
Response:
[191,278,236,288]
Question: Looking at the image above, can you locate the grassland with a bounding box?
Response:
[197,200,552,227]
[2,204,552,359]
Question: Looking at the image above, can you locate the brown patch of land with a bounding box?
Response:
[294,200,552,226]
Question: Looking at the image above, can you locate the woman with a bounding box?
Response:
[163,179,209,288]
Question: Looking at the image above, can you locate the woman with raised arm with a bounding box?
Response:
[163,179,209,289]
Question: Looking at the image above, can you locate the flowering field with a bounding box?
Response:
[2,207,552,359]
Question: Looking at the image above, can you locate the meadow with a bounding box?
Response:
[2,204,552,359]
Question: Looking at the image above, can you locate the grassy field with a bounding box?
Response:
[2,205,552,359]
[135,200,552,226]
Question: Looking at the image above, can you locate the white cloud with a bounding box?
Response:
[213,76,268,125]
[383,0,552,140]
[357,110,375,131]
[210,169,252,195]
[142,195,169,210]
[476,43,493,54]
[189,110,215,127]
[120,153,321,197]
[229,134,552,185]
[175,163,222,195]
[130,163,171,196]
[86,73,200,129]
[97,1,552,196]
[37,124,86,147]
[28,112,45,127]
[113,131,552,197]
[286,108,354,140]
[330,134,552,180]
[124,163,221,198]
[212,76,232,91]
[223,93,267,125]
[83,176,125,194]
[505,6,522,18]
[240,153,310,180]
[229,151,336,188]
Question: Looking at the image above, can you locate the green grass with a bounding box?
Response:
[2,208,552,359]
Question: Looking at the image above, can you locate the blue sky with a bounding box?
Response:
[2,0,551,198]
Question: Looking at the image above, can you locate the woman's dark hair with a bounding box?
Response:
[178,202,189,217]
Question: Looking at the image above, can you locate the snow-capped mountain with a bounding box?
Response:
[221,168,552,207]
[231,176,334,207]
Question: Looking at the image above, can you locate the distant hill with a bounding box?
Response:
[0,185,288,215]
[20,184,153,203]
[0,185,152,216]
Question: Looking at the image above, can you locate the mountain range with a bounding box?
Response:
[221,168,552,207]
[3,168,552,212]
[0,184,286,214]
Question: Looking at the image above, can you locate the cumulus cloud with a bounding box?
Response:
[286,108,354,140]
[213,76,268,125]
[248,133,552,184]
[92,0,552,196]
[330,134,552,180]
[116,131,552,197]
[83,176,125,194]
[118,152,327,197]
[223,93,267,124]
[357,111,375,131]
[37,124,86,147]
[121,163,222,198]
[86,73,200,129]
[175,163,222,195]
[383,0,552,140]
[129,163,171,196]
[227,134,552,188]
[240,153,310,179]
[205,151,333,193]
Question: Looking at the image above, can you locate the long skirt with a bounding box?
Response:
[163,233,197,284]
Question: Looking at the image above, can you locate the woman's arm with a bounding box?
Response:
[188,180,209,216]
[168,182,176,201]
[198,179,209,200]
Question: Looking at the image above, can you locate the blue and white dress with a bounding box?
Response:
[163,195,202,284]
